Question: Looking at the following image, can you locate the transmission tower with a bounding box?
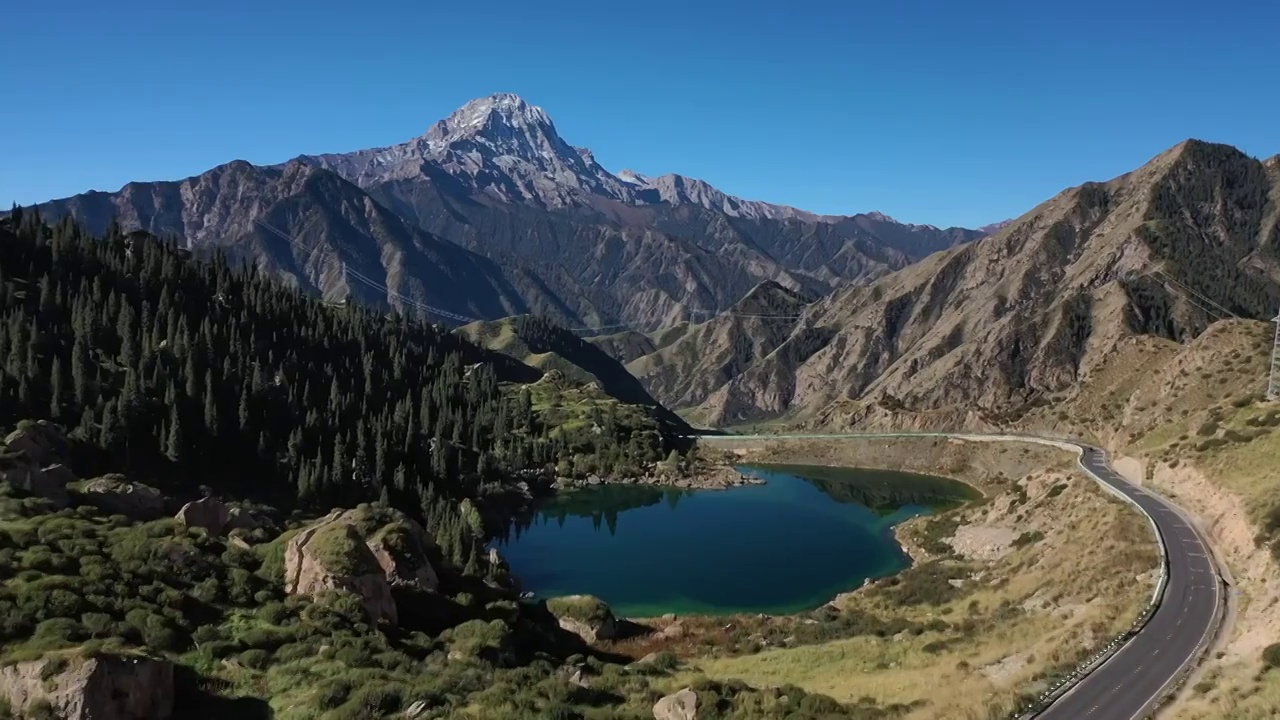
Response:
[1270,310,1280,401]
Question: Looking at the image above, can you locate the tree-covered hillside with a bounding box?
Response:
[0,210,688,556]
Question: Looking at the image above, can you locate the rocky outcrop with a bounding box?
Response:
[3,420,69,468]
[653,689,699,720]
[0,421,74,506]
[283,507,442,624]
[367,518,440,592]
[175,497,230,535]
[545,595,619,644]
[0,653,174,720]
[225,506,270,533]
[81,475,165,520]
[285,519,397,625]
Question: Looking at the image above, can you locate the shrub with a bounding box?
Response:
[26,699,56,720]
[545,596,612,626]
[1013,530,1045,548]
[238,648,270,669]
[1262,643,1280,669]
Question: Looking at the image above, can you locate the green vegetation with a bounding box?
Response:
[1012,530,1045,548]
[869,561,972,607]
[545,596,613,626]
[1264,643,1280,670]
[0,213,893,719]
[0,212,688,566]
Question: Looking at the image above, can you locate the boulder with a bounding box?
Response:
[0,653,174,720]
[0,462,70,507]
[658,619,686,640]
[2,420,69,468]
[282,507,443,626]
[367,517,440,592]
[225,506,270,533]
[285,517,398,625]
[43,463,78,486]
[175,497,230,535]
[546,595,619,644]
[653,689,699,720]
[81,475,165,520]
[0,422,74,506]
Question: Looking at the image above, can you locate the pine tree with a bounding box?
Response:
[166,405,184,464]
[48,356,65,419]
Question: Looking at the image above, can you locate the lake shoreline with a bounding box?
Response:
[503,460,975,622]
[616,460,975,620]
[552,462,765,492]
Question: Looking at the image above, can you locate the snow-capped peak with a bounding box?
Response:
[424,93,557,148]
[616,169,650,186]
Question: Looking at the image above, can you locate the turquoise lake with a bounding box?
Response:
[492,464,976,617]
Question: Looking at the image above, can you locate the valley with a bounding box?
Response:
[3,90,1280,720]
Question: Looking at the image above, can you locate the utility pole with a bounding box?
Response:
[1269,311,1280,401]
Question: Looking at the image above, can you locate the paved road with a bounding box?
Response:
[1036,444,1221,720]
[700,433,1225,720]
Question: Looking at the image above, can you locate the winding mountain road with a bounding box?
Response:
[699,432,1226,720]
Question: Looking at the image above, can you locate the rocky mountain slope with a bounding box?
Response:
[26,93,986,330]
[605,281,817,415]
[30,159,534,319]
[640,140,1280,427]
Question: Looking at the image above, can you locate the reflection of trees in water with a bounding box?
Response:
[498,485,690,539]
[756,464,979,514]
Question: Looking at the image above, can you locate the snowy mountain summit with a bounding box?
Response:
[299,93,988,232]
[301,93,632,208]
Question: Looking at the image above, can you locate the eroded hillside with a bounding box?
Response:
[640,141,1280,429]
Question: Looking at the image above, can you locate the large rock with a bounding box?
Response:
[175,496,230,535]
[0,421,74,506]
[0,462,71,507]
[653,689,699,720]
[2,420,69,468]
[81,475,165,520]
[225,506,271,533]
[285,517,398,625]
[0,653,174,720]
[282,507,443,625]
[367,518,440,592]
[545,595,620,644]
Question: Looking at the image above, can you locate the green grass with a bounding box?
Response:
[545,595,613,626]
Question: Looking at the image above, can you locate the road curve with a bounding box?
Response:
[699,432,1226,720]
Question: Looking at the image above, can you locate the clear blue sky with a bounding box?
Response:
[3,0,1276,228]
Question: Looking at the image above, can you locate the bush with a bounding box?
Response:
[238,648,270,669]
[26,699,56,720]
[1262,643,1280,669]
[1012,530,1045,548]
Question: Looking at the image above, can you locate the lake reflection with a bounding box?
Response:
[492,465,971,617]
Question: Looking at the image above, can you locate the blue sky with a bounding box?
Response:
[3,0,1277,228]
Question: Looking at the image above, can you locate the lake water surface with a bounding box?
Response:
[492,465,976,616]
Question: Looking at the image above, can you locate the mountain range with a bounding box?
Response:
[27,93,986,330]
[611,140,1280,428]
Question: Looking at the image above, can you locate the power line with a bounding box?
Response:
[250,217,806,332]
[1151,267,1237,320]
